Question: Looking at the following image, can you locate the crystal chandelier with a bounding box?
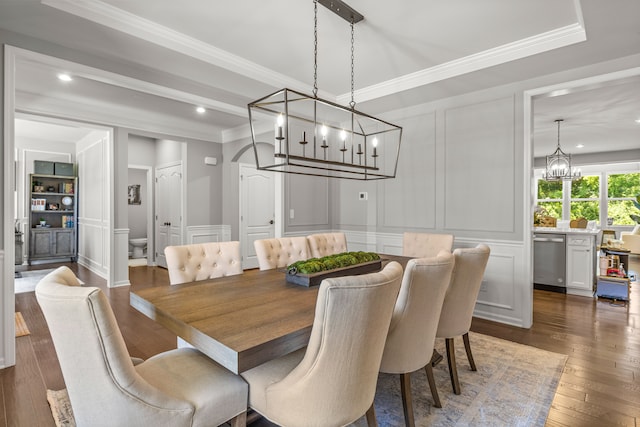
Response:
[248,0,402,180]
[542,119,581,182]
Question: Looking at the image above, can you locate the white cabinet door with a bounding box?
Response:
[566,235,594,297]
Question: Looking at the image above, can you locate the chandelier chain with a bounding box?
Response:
[556,118,562,148]
[313,0,318,98]
[349,19,355,109]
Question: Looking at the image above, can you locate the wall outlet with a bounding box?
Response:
[358,192,368,201]
[289,209,295,219]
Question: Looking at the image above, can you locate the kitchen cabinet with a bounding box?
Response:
[566,234,596,297]
[533,227,598,297]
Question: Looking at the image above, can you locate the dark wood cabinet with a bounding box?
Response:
[28,173,78,263]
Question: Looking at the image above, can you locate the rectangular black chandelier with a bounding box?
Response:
[248,88,402,180]
[247,0,402,180]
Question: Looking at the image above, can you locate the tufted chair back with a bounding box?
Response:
[402,232,454,258]
[254,237,310,270]
[165,241,242,285]
[36,266,248,427]
[306,232,348,258]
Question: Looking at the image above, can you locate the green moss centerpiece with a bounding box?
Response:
[285,251,382,287]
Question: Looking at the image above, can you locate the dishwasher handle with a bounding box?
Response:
[533,236,565,243]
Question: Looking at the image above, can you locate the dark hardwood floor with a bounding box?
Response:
[3,258,640,426]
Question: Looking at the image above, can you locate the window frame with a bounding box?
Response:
[534,162,640,228]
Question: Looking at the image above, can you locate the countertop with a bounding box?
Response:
[533,227,600,236]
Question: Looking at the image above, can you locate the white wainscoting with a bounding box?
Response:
[186,225,231,244]
[112,228,130,287]
[77,220,107,279]
[0,250,12,368]
[343,230,530,328]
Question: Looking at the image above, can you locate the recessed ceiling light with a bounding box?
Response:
[576,144,584,148]
[196,106,206,114]
[635,118,640,124]
[57,73,72,82]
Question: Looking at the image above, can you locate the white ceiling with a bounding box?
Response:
[1,0,639,155]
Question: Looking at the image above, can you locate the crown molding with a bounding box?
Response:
[337,22,587,104]
[16,90,224,142]
[42,0,313,94]
[12,46,248,119]
[42,0,586,108]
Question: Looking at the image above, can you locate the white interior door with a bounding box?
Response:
[155,163,183,268]
[240,163,275,269]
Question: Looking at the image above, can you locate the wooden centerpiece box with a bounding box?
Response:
[285,252,383,287]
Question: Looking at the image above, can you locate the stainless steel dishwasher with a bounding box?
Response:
[533,233,566,293]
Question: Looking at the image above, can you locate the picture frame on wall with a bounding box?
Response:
[128,184,141,205]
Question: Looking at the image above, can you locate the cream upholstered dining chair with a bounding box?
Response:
[306,232,348,258]
[402,232,454,258]
[165,241,242,284]
[379,252,455,425]
[254,236,310,270]
[36,266,248,427]
[165,241,243,348]
[436,244,491,395]
[241,261,403,427]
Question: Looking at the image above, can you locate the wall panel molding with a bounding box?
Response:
[186,225,231,244]
[340,230,528,328]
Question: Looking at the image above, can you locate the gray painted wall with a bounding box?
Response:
[128,134,156,167]
[185,139,223,226]
[128,168,147,239]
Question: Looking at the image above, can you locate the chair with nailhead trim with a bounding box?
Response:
[254,237,310,270]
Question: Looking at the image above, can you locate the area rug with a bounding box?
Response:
[15,312,30,337]
[351,332,567,427]
[15,268,83,294]
[14,268,57,293]
[46,333,566,427]
[46,389,75,427]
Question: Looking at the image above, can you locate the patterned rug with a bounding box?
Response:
[46,332,566,427]
[351,332,567,427]
[46,389,75,427]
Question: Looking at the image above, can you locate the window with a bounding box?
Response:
[570,175,599,222]
[536,179,562,218]
[535,167,639,226]
[607,172,640,225]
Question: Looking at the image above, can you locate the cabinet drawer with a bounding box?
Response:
[567,236,592,247]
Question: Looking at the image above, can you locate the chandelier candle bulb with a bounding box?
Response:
[276,114,284,140]
[321,124,328,148]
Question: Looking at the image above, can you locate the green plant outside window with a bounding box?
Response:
[536,170,639,226]
[537,180,562,200]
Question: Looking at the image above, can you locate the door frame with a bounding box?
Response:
[3,46,116,367]
[128,164,155,265]
[523,65,640,329]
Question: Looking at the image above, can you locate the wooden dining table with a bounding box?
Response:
[130,255,409,374]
